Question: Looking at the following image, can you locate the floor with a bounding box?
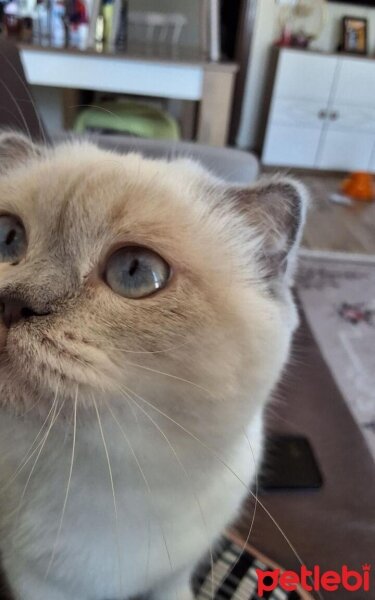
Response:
[266,170,375,255]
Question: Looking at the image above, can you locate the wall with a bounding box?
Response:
[236,0,279,150]
[236,1,375,151]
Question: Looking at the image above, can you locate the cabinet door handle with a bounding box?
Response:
[329,111,339,121]
[318,110,327,119]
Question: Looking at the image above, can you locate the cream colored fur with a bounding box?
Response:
[0,134,307,600]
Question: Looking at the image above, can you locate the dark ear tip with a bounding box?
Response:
[228,174,309,285]
[255,175,309,211]
[278,176,309,207]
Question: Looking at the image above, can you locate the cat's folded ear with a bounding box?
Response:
[0,131,42,174]
[229,177,308,287]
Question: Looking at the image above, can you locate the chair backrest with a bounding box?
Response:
[127,11,187,46]
[53,132,260,185]
[0,39,49,142]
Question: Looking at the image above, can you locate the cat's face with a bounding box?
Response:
[0,133,306,422]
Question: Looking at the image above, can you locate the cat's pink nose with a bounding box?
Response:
[0,296,48,328]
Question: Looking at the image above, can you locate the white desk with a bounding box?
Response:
[19,43,238,146]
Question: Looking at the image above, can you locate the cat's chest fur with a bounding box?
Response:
[0,405,262,600]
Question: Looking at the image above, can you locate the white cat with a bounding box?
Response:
[0,132,307,600]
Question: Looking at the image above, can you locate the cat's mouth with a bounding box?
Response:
[0,322,113,395]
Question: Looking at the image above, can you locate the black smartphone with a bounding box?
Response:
[258,434,323,491]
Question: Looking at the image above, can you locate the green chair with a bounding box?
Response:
[74,100,180,140]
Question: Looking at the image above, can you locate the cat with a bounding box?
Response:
[0,131,307,600]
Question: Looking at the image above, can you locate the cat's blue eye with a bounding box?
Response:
[0,215,27,263]
[105,246,170,299]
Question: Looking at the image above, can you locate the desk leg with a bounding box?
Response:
[197,69,236,147]
[62,88,81,130]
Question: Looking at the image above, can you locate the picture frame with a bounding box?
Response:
[342,16,368,55]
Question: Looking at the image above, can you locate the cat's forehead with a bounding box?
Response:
[0,144,227,271]
[1,145,207,234]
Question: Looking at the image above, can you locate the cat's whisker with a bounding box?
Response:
[121,360,219,401]
[0,396,44,445]
[145,517,152,591]
[70,350,219,419]
[15,393,64,524]
[120,383,318,594]
[2,402,66,565]
[0,387,60,500]
[195,564,253,600]
[120,382,233,469]
[76,336,192,356]
[66,354,215,598]
[0,426,48,499]
[0,107,25,132]
[18,397,43,417]
[0,49,47,145]
[70,104,124,129]
[117,387,215,600]
[15,357,313,598]
[247,492,325,600]
[265,404,302,431]
[0,80,33,144]
[68,357,201,581]
[222,428,259,593]
[92,394,123,598]
[45,386,78,579]
[103,397,177,594]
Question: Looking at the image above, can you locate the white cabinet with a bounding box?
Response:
[263,124,323,168]
[368,146,375,172]
[316,131,375,171]
[269,50,338,103]
[334,57,375,105]
[262,49,375,172]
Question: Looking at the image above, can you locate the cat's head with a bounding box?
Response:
[0,131,307,423]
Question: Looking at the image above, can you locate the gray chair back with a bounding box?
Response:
[53,133,259,185]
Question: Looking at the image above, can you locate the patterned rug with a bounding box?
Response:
[296,250,375,460]
[193,532,313,600]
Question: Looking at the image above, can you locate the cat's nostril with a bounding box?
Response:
[0,296,50,328]
[20,306,37,319]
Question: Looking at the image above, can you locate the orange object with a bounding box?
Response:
[341,172,374,202]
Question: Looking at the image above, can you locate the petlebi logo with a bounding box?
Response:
[256,564,371,597]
